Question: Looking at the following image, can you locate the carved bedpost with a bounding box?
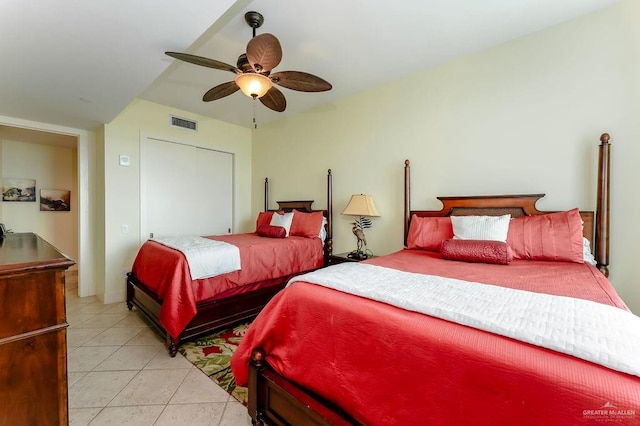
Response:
[595,133,610,277]
[248,348,266,425]
[327,169,333,259]
[264,178,269,211]
[404,160,411,247]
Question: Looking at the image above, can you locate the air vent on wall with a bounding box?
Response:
[170,115,198,131]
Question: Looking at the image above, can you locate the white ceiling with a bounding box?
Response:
[0,0,622,131]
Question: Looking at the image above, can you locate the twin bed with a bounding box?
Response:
[230,134,640,425]
[127,170,334,356]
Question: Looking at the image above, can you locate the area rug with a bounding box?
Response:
[178,322,250,405]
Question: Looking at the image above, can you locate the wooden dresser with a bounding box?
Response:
[0,233,75,425]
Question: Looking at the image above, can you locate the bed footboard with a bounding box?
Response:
[248,349,358,426]
[126,274,285,356]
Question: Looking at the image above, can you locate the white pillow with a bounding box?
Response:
[451,214,511,242]
[318,217,328,242]
[583,237,597,266]
[270,212,294,237]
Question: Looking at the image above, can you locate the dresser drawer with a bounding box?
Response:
[0,269,66,339]
[0,330,68,425]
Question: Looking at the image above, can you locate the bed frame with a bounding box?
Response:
[246,133,612,425]
[126,169,334,357]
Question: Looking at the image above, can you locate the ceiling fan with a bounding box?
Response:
[165,11,332,113]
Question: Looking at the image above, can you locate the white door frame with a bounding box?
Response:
[0,114,95,297]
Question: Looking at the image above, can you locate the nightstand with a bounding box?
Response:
[328,252,376,265]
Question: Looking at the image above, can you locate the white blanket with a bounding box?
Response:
[151,236,241,280]
[289,263,640,378]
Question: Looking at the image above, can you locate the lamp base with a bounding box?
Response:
[347,250,368,260]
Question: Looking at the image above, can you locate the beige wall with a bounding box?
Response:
[101,99,252,303]
[0,138,78,265]
[253,0,640,312]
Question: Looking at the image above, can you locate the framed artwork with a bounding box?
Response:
[2,178,36,202]
[40,189,71,211]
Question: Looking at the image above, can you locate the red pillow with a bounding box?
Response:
[256,225,286,238]
[256,211,274,231]
[256,211,286,231]
[406,215,453,251]
[290,210,324,238]
[441,239,513,265]
[506,208,583,263]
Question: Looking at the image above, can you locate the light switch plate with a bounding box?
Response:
[119,155,130,167]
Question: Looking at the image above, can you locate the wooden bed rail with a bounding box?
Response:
[404,133,611,276]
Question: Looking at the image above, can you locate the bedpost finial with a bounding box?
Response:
[600,133,610,144]
[405,159,410,166]
[251,348,265,362]
[328,169,332,175]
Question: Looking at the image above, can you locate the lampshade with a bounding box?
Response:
[234,73,272,98]
[342,194,380,217]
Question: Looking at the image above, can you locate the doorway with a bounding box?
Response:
[0,117,93,297]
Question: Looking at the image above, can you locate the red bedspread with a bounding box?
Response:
[130,233,323,339]
[231,249,640,425]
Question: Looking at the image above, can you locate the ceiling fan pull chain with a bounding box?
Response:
[253,97,258,129]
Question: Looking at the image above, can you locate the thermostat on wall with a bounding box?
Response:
[119,155,130,167]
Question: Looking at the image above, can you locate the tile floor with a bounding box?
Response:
[65,273,251,425]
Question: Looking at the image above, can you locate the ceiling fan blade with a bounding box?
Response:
[246,33,282,73]
[270,71,332,92]
[165,52,240,74]
[259,86,286,112]
[202,81,240,102]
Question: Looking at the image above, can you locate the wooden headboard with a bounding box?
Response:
[263,169,334,262]
[404,133,611,277]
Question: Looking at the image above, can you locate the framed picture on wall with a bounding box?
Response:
[2,178,36,202]
[40,189,70,211]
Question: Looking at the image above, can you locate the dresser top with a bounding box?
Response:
[0,233,75,274]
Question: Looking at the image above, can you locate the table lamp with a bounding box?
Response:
[342,194,380,259]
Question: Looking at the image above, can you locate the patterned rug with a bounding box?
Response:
[178,322,250,405]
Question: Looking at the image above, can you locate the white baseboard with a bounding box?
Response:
[100,290,126,305]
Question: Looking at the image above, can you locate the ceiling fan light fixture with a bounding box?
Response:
[166,10,330,115]
[235,73,272,98]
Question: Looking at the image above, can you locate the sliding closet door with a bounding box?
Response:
[193,147,233,236]
[141,137,233,240]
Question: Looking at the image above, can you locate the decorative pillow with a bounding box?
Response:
[451,214,511,242]
[256,225,286,238]
[406,215,453,252]
[256,211,275,231]
[290,210,325,239]
[441,239,513,265]
[506,208,583,263]
[270,211,294,237]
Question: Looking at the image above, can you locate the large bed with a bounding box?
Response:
[231,134,640,425]
[126,170,334,356]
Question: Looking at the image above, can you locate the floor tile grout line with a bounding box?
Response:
[151,362,198,425]
[70,297,143,416]
[66,284,251,425]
